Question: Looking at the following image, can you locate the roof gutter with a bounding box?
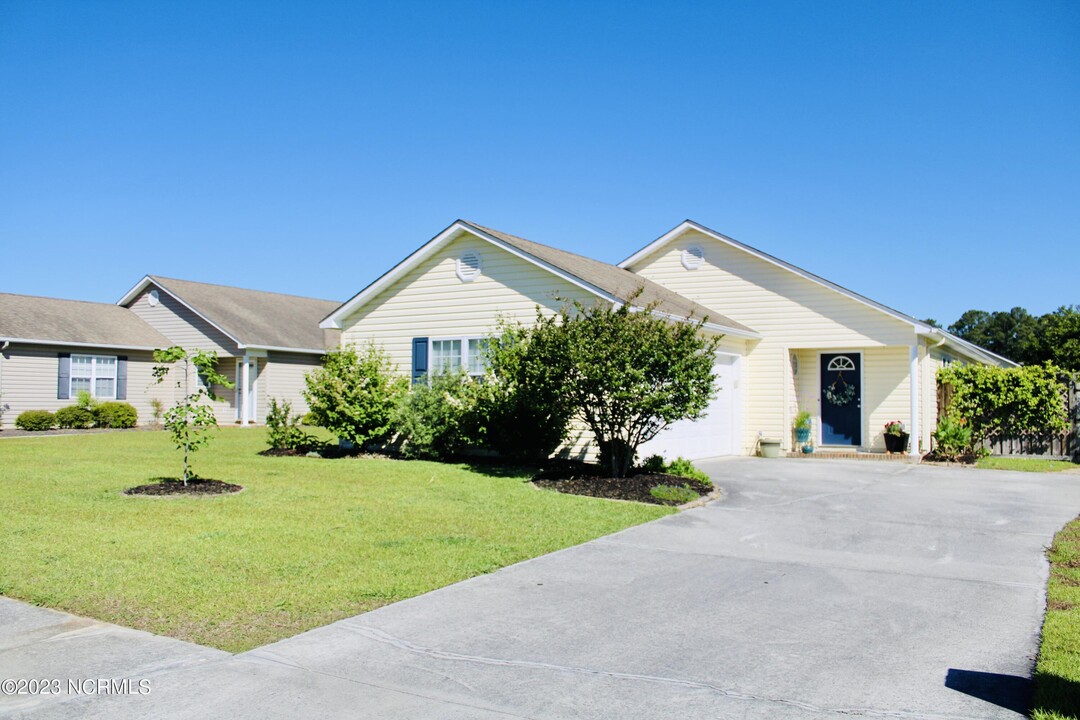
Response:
[0,337,166,352]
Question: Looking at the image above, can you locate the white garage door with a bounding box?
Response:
[638,354,741,461]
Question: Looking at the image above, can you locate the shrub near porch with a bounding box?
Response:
[0,429,668,652]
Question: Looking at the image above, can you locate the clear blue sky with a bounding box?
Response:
[1,0,1077,326]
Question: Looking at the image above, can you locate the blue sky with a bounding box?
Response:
[1,0,1077,325]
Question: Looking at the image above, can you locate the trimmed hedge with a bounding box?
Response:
[56,405,95,429]
[95,401,138,429]
[15,410,55,431]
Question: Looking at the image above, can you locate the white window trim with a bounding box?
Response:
[70,354,118,400]
[429,336,487,377]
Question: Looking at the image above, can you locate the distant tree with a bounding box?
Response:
[948,307,1038,364]
[921,318,941,329]
[1033,306,1080,372]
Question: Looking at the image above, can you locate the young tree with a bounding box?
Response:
[153,346,234,485]
[303,343,407,448]
[556,297,721,478]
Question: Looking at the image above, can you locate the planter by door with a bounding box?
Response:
[820,353,862,446]
[884,432,909,453]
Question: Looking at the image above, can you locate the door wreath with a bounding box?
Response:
[825,373,856,406]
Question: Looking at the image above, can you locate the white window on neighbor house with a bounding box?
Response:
[430,337,488,377]
[71,354,117,399]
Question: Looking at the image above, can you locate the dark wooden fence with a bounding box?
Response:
[937,373,1079,460]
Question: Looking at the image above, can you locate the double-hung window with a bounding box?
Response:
[429,337,487,378]
[70,355,118,399]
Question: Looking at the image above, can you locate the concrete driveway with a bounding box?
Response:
[5,458,1080,719]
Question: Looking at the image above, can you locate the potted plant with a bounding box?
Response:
[793,411,812,445]
[883,420,909,454]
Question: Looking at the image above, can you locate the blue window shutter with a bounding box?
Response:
[116,356,128,400]
[57,353,70,400]
[411,338,428,382]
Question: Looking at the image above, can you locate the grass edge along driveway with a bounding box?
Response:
[1033,515,1080,720]
[0,429,669,652]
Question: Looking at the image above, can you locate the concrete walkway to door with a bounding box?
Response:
[4,459,1080,719]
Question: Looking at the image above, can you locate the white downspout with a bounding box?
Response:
[909,344,920,456]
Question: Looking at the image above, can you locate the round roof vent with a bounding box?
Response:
[456,251,482,282]
[681,245,705,270]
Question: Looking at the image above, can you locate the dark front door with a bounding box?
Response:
[820,353,862,446]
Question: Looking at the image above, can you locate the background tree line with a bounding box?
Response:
[924,306,1080,371]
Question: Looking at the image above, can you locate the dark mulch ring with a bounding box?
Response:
[124,477,244,496]
[921,451,980,465]
[533,462,713,505]
[257,445,396,460]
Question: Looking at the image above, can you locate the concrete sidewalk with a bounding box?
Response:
[5,458,1080,719]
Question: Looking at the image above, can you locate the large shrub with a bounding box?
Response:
[481,317,576,461]
[55,405,95,429]
[15,410,55,431]
[304,343,407,448]
[937,363,1069,444]
[552,295,721,477]
[95,401,138,429]
[392,372,485,460]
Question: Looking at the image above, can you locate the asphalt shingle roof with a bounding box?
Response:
[147,276,341,351]
[461,221,756,335]
[0,293,171,349]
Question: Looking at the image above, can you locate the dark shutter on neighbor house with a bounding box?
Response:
[411,337,428,383]
[116,356,128,400]
[57,353,70,400]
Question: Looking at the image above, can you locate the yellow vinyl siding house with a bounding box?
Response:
[323,218,1012,460]
[619,221,1015,455]
[322,221,761,460]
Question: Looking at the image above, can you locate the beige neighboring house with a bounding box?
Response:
[118,276,341,424]
[322,219,1014,460]
[0,293,173,428]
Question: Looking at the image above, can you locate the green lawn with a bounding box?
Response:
[1033,516,1080,720]
[0,428,669,652]
[976,457,1079,473]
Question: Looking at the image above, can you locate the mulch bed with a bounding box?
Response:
[124,478,244,496]
[920,451,979,465]
[532,462,712,505]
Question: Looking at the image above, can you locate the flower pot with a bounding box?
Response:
[801,444,814,454]
[884,432,909,454]
[760,438,782,458]
[794,427,811,444]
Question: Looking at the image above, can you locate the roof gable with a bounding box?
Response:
[620,220,1016,366]
[119,276,340,353]
[323,220,759,338]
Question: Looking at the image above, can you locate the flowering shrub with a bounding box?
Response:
[883,420,905,436]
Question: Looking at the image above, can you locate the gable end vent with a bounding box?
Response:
[681,245,705,270]
[456,251,482,282]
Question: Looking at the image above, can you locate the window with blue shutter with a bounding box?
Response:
[116,356,128,400]
[411,337,428,383]
[57,353,71,400]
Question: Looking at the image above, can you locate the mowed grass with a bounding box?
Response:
[0,429,669,652]
[1033,516,1080,720]
[976,457,1079,473]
